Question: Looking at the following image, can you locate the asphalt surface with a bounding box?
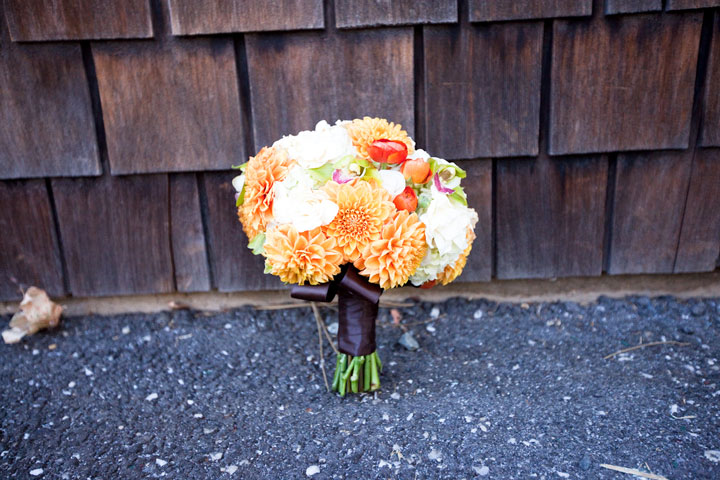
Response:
[1,296,719,479]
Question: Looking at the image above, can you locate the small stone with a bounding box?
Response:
[473,309,483,319]
[557,472,569,478]
[155,459,167,467]
[473,465,489,476]
[225,465,238,475]
[705,450,720,463]
[579,455,591,471]
[209,452,223,461]
[430,307,440,319]
[327,322,338,335]
[306,465,320,476]
[390,392,401,400]
[145,393,158,402]
[121,326,130,334]
[691,303,706,316]
[84,367,93,376]
[30,468,44,476]
[428,449,442,461]
[398,332,419,351]
[426,324,436,333]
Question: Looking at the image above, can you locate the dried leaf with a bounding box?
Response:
[390,309,402,325]
[2,287,63,344]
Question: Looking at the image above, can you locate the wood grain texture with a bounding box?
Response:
[666,0,720,10]
[0,12,100,179]
[605,0,662,14]
[170,174,210,292]
[168,0,323,35]
[496,156,608,279]
[607,152,692,274]
[469,0,592,22]
[4,0,152,41]
[424,22,543,159]
[203,172,285,291]
[246,28,414,151]
[700,13,720,147]
[52,175,174,297]
[92,37,245,175]
[454,160,491,282]
[674,149,720,273]
[335,0,456,28]
[550,13,702,155]
[0,180,65,301]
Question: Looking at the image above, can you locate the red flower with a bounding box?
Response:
[366,139,408,164]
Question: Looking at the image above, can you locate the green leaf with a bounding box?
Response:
[235,185,245,207]
[362,165,381,182]
[417,192,431,210]
[231,161,248,171]
[448,186,468,206]
[248,232,266,255]
[264,260,273,274]
[307,163,335,184]
[428,157,466,179]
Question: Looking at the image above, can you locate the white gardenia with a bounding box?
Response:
[378,170,406,198]
[273,120,358,169]
[272,166,339,232]
[231,174,245,193]
[409,188,478,285]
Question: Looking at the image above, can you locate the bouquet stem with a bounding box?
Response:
[332,351,382,396]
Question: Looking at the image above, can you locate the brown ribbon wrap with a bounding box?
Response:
[290,265,382,357]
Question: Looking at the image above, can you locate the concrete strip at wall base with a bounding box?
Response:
[2,272,719,317]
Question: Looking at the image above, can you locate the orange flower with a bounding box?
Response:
[322,180,395,263]
[344,117,414,161]
[238,146,295,239]
[436,228,475,285]
[355,210,427,289]
[263,225,343,285]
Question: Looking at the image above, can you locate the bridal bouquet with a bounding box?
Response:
[234,117,478,396]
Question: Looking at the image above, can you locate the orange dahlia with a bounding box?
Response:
[344,117,414,161]
[436,228,475,285]
[322,180,395,263]
[263,225,343,285]
[238,146,295,239]
[355,210,427,289]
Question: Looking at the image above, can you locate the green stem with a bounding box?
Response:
[363,354,371,391]
[331,351,382,396]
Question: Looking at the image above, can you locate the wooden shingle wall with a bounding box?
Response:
[1,1,719,301]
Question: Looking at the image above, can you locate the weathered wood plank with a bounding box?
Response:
[607,152,692,274]
[246,28,414,151]
[4,0,152,41]
[550,13,702,155]
[453,160,492,283]
[674,149,720,272]
[335,0,456,28]
[496,156,608,279]
[666,0,720,10]
[170,174,211,292]
[92,37,245,174]
[0,8,100,179]
[52,175,174,297]
[424,22,543,159]
[700,13,720,147]
[469,0,592,22]
[0,180,65,301]
[605,0,662,14]
[203,173,285,291]
[168,0,323,35]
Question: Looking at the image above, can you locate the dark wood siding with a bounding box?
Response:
[700,12,720,147]
[455,160,492,282]
[666,1,720,10]
[605,0,663,14]
[550,13,702,155]
[335,0,457,28]
[4,0,152,41]
[167,0,324,35]
[469,0,592,22]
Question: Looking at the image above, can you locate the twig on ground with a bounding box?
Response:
[671,413,697,420]
[603,341,690,360]
[599,463,668,480]
[312,302,329,392]
[311,302,338,355]
[379,300,414,308]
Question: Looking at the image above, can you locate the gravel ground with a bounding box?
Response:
[1,296,719,479]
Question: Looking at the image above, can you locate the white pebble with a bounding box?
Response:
[557,472,569,478]
[426,324,436,333]
[121,326,130,334]
[30,468,43,476]
[705,450,720,463]
[406,413,414,421]
[306,465,320,476]
[187,400,194,405]
[430,307,440,319]
[194,413,204,418]
[32,349,40,356]
[225,465,238,474]
[145,393,158,402]
[68,381,76,389]
[428,449,442,461]
[84,368,93,376]
[473,465,489,476]
[464,416,473,423]
[473,309,483,319]
[390,392,401,400]
[224,323,232,329]
[209,452,223,461]
[155,459,167,467]
[508,437,517,444]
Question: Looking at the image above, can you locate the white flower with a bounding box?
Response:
[231,174,245,193]
[272,166,338,232]
[420,190,478,257]
[378,170,406,198]
[273,120,358,169]
[407,149,430,161]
